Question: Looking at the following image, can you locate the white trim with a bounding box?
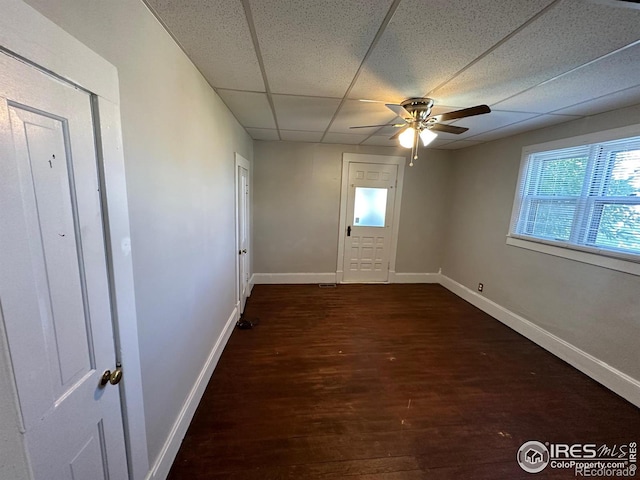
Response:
[506,236,640,276]
[393,272,442,284]
[145,307,238,480]
[253,273,337,284]
[234,153,251,313]
[439,275,640,408]
[0,0,119,103]
[337,153,406,283]
[0,2,148,478]
[508,124,640,277]
[522,123,640,156]
[248,273,255,296]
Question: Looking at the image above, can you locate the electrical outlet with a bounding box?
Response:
[478,283,484,292]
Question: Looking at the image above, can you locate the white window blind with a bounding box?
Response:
[511,134,640,260]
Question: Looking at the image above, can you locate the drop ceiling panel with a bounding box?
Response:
[272,95,340,131]
[146,0,264,91]
[280,130,323,142]
[437,140,486,150]
[495,44,640,113]
[434,0,640,108]
[328,100,397,135]
[361,135,400,147]
[442,110,538,140]
[554,85,640,116]
[249,0,394,97]
[349,0,555,102]
[246,128,280,141]
[322,133,370,145]
[217,90,276,128]
[470,114,580,142]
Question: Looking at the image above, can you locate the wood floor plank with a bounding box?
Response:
[167,284,639,479]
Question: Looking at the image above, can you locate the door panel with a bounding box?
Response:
[342,163,397,282]
[0,54,127,479]
[237,164,249,312]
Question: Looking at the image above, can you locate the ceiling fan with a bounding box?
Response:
[350,98,491,165]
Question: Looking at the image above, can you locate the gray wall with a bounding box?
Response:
[253,141,451,274]
[443,104,640,381]
[22,0,253,467]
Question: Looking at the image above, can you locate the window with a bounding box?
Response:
[509,129,640,266]
[353,187,387,227]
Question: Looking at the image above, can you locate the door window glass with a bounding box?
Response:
[353,187,387,227]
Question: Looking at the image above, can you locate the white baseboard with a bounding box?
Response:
[145,307,238,480]
[252,272,337,284]
[252,272,444,285]
[439,275,640,408]
[248,274,255,296]
[393,272,442,284]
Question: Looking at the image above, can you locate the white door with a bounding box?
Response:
[236,154,250,312]
[342,162,398,282]
[0,54,128,479]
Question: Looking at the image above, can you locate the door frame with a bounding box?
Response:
[234,152,251,314]
[336,153,406,283]
[0,1,149,479]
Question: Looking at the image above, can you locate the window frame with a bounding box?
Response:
[507,124,640,277]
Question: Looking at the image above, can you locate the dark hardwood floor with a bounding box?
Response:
[167,284,639,479]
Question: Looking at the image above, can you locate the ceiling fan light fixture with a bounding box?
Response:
[399,127,415,148]
[420,128,437,147]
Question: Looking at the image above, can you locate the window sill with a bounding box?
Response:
[506,235,640,277]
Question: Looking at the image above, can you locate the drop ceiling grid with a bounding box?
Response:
[216,90,276,128]
[433,0,640,108]
[272,95,341,131]
[348,0,556,102]
[248,0,395,98]
[468,113,580,142]
[327,99,397,135]
[495,43,640,113]
[145,0,264,91]
[553,85,640,116]
[145,0,640,147]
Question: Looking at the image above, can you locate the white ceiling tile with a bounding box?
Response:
[246,128,280,141]
[280,130,323,142]
[441,110,537,140]
[552,85,640,117]
[469,114,580,142]
[349,0,555,102]
[435,140,485,150]
[217,90,276,129]
[434,0,640,108]
[249,0,394,97]
[272,95,340,131]
[322,132,370,145]
[495,44,640,113]
[328,100,397,135]
[146,0,264,91]
[361,135,400,147]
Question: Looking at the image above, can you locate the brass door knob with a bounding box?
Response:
[100,370,112,386]
[109,368,123,385]
[99,364,123,387]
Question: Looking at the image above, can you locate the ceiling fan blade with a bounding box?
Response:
[437,104,491,122]
[390,126,409,140]
[349,123,405,129]
[385,103,412,120]
[430,123,468,134]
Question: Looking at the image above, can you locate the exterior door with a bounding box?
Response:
[342,162,398,282]
[236,154,250,312]
[0,53,128,479]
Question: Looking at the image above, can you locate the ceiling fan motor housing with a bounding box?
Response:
[401,97,434,121]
